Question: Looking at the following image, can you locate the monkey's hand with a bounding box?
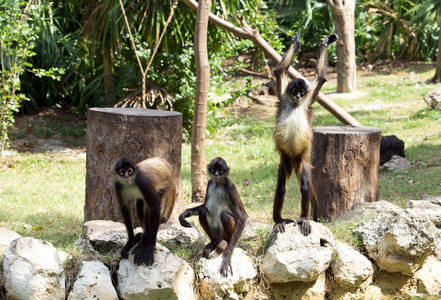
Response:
[321,33,338,47]
[120,239,136,259]
[179,210,192,228]
[132,243,155,266]
[273,218,295,233]
[220,251,233,278]
[291,31,301,45]
[296,217,311,236]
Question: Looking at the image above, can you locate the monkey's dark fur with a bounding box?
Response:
[179,157,248,277]
[272,32,338,236]
[114,157,176,266]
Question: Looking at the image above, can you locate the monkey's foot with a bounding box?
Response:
[202,241,218,259]
[216,240,228,253]
[132,244,155,266]
[296,217,311,236]
[322,33,338,47]
[120,239,135,259]
[273,218,295,233]
[291,31,301,45]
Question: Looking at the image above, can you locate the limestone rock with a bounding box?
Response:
[68,261,118,300]
[198,248,257,299]
[424,86,441,111]
[337,200,401,222]
[117,243,195,299]
[242,220,272,240]
[75,220,128,255]
[413,256,441,295]
[262,222,334,283]
[2,237,65,300]
[270,272,326,300]
[157,221,207,246]
[331,242,373,289]
[406,199,441,227]
[433,235,441,261]
[0,227,20,254]
[380,155,411,171]
[353,209,440,276]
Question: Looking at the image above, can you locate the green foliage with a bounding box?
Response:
[0,0,63,153]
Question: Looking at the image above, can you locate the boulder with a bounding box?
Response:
[242,220,272,240]
[2,237,65,300]
[157,221,207,246]
[0,227,20,254]
[68,261,118,300]
[424,86,441,111]
[198,248,257,299]
[337,200,401,222]
[270,272,326,300]
[406,199,441,227]
[75,220,129,255]
[262,222,334,283]
[412,256,441,295]
[330,242,373,289]
[117,243,195,299]
[353,209,440,276]
[380,155,411,171]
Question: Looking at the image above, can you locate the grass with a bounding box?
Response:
[1,62,441,254]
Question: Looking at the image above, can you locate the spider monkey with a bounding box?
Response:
[272,32,338,236]
[179,157,248,277]
[114,157,176,266]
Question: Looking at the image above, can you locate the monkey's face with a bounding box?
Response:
[288,79,308,102]
[207,157,230,181]
[114,157,137,184]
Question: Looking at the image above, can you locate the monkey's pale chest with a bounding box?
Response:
[273,104,312,157]
[205,185,232,238]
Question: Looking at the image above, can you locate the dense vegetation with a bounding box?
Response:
[1,0,440,146]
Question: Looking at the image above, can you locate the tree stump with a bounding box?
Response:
[85,108,183,224]
[311,126,382,221]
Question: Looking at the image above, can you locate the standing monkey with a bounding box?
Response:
[272,32,338,235]
[179,157,248,277]
[114,157,176,266]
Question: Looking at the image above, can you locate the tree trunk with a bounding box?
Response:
[191,0,211,203]
[102,45,115,106]
[311,126,382,220]
[326,0,357,93]
[432,15,441,82]
[85,108,184,223]
[181,0,361,126]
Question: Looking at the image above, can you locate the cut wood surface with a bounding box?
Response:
[85,108,183,224]
[311,126,382,220]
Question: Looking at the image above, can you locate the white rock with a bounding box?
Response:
[75,220,128,255]
[117,243,195,299]
[270,272,327,300]
[158,221,207,245]
[406,199,441,227]
[262,222,334,283]
[354,209,440,276]
[2,237,65,300]
[331,242,373,289]
[413,256,441,295]
[198,248,257,299]
[68,261,118,300]
[380,155,411,171]
[0,227,20,254]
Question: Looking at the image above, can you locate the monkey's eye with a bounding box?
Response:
[127,168,133,175]
[119,169,125,176]
[300,89,306,96]
[218,169,224,174]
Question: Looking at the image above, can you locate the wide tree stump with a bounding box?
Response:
[311,126,382,221]
[85,108,183,224]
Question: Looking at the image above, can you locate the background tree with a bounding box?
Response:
[191,0,211,203]
[326,0,357,93]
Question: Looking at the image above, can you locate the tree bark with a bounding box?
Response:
[85,108,184,223]
[191,0,211,202]
[432,15,441,82]
[311,126,382,221]
[326,0,357,93]
[181,0,360,126]
[102,45,115,106]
